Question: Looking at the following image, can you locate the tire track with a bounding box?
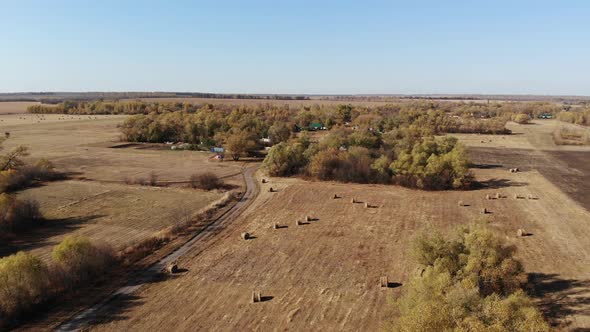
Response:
[55,165,259,331]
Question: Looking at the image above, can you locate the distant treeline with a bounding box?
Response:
[2,92,309,103]
[27,98,573,190]
[27,98,562,118]
[106,100,526,190]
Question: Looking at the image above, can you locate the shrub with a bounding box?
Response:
[122,236,168,265]
[149,171,158,186]
[263,142,306,176]
[0,252,49,320]
[189,172,224,190]
[513,113,531,124]
[0,159,61,192]
[52,236,115,287]
[0,194,41,233]
[390,137,472,190]
[390,224,548,331]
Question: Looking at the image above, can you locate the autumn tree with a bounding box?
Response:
[267,122,291,144]
[389,224,549,331]
[223,129,259,161]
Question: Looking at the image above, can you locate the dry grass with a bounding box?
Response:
[553,126,590,145]
[0,114,244,263]
[0,102,40,115]
[89,150,590,331]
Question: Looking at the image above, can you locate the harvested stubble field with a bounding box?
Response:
[86,120,590,331]
[0,113,245,262]
[0,101,40,114]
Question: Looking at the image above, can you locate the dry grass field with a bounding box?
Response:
[0,101,40,114]
[0,113,245,263]
[85,121,590,331]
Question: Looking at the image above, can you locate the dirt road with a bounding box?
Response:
[55,165,259,331]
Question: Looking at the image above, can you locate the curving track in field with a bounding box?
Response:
[56,165,259,332]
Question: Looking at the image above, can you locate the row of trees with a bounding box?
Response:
[28,98,562,119]
[264,126,472,190]
[110,99,521,164]
[390,224,549,331]
[30,99,570,136]
[0,236,115,327]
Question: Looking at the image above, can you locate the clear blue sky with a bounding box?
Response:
[2,0,589,95]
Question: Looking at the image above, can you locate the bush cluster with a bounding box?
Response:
[389,224,549,331]
[0,194,41,234]
[557,108,590,126]
[189,172,225,190]
[0,237,116,327]
[0,158,60,192]
[264,127,472,190]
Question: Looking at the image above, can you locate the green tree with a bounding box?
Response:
[0,252,48,318]
[52,236,115,286]
[390,224,548,331]
[263,142,306,176]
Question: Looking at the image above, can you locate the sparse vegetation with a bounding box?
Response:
[189,172,224,190]
[389,224,549,331]
[557,108,590,126]
[0,139,62,238]
[553,126,589,145]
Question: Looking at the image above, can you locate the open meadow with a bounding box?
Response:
[0,111,245,263]
[0,101,40,115]
[85,120,590,331]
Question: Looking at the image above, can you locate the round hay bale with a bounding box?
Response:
[351,198,356,204]
[268,187,274,192]
[364,202,369,208]
[514,194,519,199]
[517,229,526,237]
[380,276,388,288]
[458,200,464,207]
[296,220,302,226]
[252,291,261,303]
[305,216,311,222]
[333,194,338,199]
[241,232,250,240]
[495,193,501,199]
[273,223,279,230]
[486,194,491,200]
[481,208,488,214]
[166,263,178,274]
[261,178,267,183]
[514,167,519,172]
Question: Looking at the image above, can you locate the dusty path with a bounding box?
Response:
[55,165,259,331]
